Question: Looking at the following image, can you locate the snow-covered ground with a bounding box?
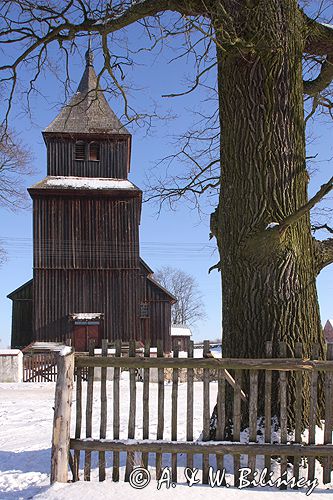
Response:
[0,380,332,499]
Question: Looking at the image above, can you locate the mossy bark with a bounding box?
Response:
[210,0,325,433]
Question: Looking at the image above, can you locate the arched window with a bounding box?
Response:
[75,141,86,160]
[89,142,100,161]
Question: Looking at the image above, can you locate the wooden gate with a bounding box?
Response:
[23,352,58,382]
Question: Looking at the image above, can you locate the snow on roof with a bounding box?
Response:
[22,342,68,352]
[71,312,103,320]
[31,176,138,191]
[171,325,192,337]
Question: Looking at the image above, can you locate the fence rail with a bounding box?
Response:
[51,339,333,489]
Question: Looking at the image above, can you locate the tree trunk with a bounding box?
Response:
[210,0,325,433]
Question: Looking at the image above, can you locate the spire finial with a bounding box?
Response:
[85,37,93,66]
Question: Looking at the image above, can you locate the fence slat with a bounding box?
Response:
[308,344,319,482]
[84,340,95,481]
[323,343,333,484]
[171,341,179,483]
[99,339,108,482]
[73,365,82,481]
[216,368,225,475]
[248,370,258,479]
[187,340,194,471]
[233,370,242,487]
[293,342,303,486]
[142,340,150,469]
[125,340,137,482]
[279,342,288,489]
[264,341,272,475]
[202,340,210,484]
[112,339,121,482]
[156,339,164,480]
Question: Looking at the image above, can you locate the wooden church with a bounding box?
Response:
[8,46,175,352]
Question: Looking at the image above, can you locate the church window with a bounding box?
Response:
[75,141,86,160]
[89,142,100,161]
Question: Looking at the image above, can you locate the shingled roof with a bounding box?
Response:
[44,45,130,135]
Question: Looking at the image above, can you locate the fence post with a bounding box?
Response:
[51,349,74,484]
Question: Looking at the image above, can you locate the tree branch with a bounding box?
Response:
[278,175,333,234]
[303,15,333,95]
[313,238,333,273]
[304,16,333,56]
[303,53,333,96]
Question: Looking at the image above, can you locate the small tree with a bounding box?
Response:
[154,266,206,327]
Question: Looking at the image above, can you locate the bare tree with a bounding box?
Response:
[0,127,32,210]
[0,127,32,264]
[1,0,333,425]
[154,266,206,327]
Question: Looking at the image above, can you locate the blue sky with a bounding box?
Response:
[0,12,332,347]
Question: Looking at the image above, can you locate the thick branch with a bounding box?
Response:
[303,53,333,96]
[278,176,333,234]
[314,238,333,273]
[303,15,333,95]
[93,0,205,32]
[304,16,333,56]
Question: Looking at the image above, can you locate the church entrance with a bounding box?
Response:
[70,313,103,352]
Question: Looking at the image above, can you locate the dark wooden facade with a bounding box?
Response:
[7,280,33,349]
[8,46,175,352]
[45,135,131,178]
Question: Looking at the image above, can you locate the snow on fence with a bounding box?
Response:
[50,340,333,488]
[0,349,23,382]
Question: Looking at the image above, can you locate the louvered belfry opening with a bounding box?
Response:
[89,141,100,161]
[75,141,86,160]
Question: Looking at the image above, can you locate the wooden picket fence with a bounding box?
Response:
[50,339,333,488]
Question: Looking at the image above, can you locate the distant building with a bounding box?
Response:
[323,319,333,343]
[7,45,176,353]
[171,324,192,351]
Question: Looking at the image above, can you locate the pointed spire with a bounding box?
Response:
[85,36,94,67]
[44,41,129,136]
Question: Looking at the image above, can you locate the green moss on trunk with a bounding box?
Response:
[210,0,325,433]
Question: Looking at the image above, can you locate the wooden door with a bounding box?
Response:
[73,324,101,352]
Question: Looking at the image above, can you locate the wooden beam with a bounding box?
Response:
[75,356,333,372]
[70,438,333,457]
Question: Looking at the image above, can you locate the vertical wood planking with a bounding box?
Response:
[233,370,242,487]
[293,342,303,485]
[99,339,108,481]
[84,340,95,481]
[308,344,319,481]
[248,370,258,478]
[202,340,210,484]
[156,339,164,480]
[216,368,225,474]
[279,342,288,489]
[264,341,272,474]
[323,343,333,484]
[186,340,194,471]
[142,340,150,469]
[73,365,82,481]
[171,341,179,483]
[125,340,137,482]
[112,339,121,482]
